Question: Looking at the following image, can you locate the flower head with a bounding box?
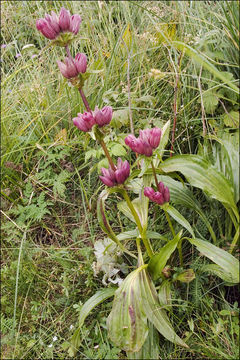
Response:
[36,7,82,40]
[57,53,87,79]
[94,106,113,127]
[99,158,130,187]
[144,182,170,205]
[125,127,161,157]
[73,111,95,132]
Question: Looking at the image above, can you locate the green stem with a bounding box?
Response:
[177,239,183,267]
[164,210,176,238]
[121,189,154,258]
[229,226,239,254]
[99,138,116,171]
[151,161,159,188]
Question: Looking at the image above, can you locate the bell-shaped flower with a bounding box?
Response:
[72,111,95,132]
[125,127,161,157]
[94,106,113,127]
[99,158,130,187]
[144,182,170,205]
[36,7,82,40]
[57,53,87,79]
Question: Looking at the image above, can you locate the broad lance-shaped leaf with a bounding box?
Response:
[166,205,195,238]
[126,322,160,359]
[201,264,238,285]
[157,175,216,242]
[148,231,182,280]
[138,261,188,348]
[68,288,116,357]
[107,265,149,352]
[160,155,237,217]
[188,238,239,284]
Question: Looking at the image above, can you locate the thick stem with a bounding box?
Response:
[164,210,176,238]
[65,45,72,58]
[121,189,154,258]
[78,88,92,113]
[99,139,116,171]
[151,161,159,188]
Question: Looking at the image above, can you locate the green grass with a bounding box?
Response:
[1,0,239,359]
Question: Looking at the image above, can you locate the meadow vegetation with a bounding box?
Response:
[1,1,239,359]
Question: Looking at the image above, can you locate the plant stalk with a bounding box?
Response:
[164,209,176,238]
[99,139,116,171]
[151,161,159,188]
[78,87,92,113]
[121,189,154,258]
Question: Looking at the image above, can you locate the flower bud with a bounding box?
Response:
[36,7,82,42]
[75,53,87,73]
[115,158,130,184]
[72,111,95,132]
[125,127,161,157]
[57,57,78,79]
[69,14,82,34]
[144,182,170,205]
[36,19,57,39]
[94,106,113,127]
[99,158,130,187]
[59,7,71,31]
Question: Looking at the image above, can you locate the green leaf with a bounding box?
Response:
[172,41,239,93]
[148,231,182,280]
[121,23,132,51]
[160,154,237,216]
[158,280,172,306]
[155,120,171,161]
[107,266,149,352]
[111,109,129,128]
[157,175,216,242]
[188,238,239,284]
[118,197,148,229]
[200,91,219,114]
[126,322,159,359]
[68,288,116,357]
[202,264,238,285]
[138,263,188,348]
[223,111,239,128]
[167,205,195,237]
[111,143,127,157]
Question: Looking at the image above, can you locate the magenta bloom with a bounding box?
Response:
[144,182,170,205]
[73,111,95,132]
[93,106,113,127]
[99,158,130,187]
[57,53,87,79]
[36,7,81,40]
[125,128,161,157]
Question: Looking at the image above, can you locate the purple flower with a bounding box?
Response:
[73,111,95,132]
[75,53,87,73]
[16,53,22,58]
[59,7,71,31]
[125,127,161,157]
[57,53,87,79]
[94,106,113,127]
[36,7,82,40]
[99,158,130,187]
[1,44,7,49]
[144,182,170,205]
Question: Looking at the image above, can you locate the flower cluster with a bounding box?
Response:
[57,53,87,79]
[36,7,81,40]
[99,158,130,187]
[144,182,170,205]
[73,106,113,132]
[125,128,161,157]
